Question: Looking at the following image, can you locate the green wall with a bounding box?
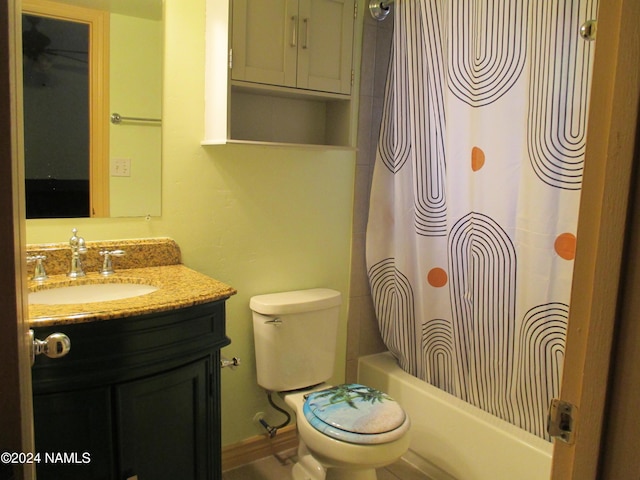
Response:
[109,12,162,217]
[26,0,357,446]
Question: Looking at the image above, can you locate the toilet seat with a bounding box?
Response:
[302,384,409,445]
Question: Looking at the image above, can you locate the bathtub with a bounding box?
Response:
[357,352,553,480]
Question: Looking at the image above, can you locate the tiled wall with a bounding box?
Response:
[346,10,394,382]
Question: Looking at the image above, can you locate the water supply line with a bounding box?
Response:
[258,392,291,438]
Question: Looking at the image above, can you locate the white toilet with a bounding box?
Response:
[250,288,410,480]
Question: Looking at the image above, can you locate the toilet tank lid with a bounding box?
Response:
[250,288,342,315]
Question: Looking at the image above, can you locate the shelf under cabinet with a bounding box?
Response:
[228,85,352,147]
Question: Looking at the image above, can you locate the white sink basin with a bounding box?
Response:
[29,283,159,305]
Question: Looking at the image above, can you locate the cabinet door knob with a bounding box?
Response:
[29,330,71,365]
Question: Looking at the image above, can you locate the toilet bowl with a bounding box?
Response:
[250,289,411,480]
[284,385,411,480]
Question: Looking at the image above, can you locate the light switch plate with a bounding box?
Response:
[111,158,131,177]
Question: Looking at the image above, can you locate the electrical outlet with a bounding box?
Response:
[253,412,265,423]
[111,158,131,177]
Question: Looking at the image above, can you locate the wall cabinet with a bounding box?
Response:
[31,301,230,480]
[231,0,355,95]
[203,0,357,147]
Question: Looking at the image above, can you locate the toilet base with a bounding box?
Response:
[292,444,324,480]
[291,438,379,480]
[291,440,325,480]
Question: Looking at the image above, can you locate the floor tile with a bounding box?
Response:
[386,458,433,479]
[222,452,431,480]
[376,468,403,480]
[222,453,294,480]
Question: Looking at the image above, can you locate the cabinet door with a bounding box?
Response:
[116,359,212,480]
[231,0,298,87]
[33,388,114,480]
[297,0,354,94]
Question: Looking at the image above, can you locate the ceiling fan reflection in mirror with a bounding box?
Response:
[22,15,88,72]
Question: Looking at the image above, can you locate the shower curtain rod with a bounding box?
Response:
[369,0,395,21]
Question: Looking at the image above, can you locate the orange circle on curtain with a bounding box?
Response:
[427,267,448,287]
[471,146,485,171]
[555,233,577,260]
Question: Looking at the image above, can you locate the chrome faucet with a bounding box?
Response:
[68,228,87,278]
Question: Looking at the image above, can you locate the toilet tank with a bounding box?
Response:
[250,288,342,392]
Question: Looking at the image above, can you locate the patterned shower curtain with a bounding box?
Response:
[366,0,598,440]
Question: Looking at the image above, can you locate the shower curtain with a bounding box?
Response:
[366,0,598,440]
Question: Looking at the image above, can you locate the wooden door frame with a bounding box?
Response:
[1,0,639,479]
[551,0,640,477]
[597,105,640,478]
[0,0,35,479]
[22,0,110,218]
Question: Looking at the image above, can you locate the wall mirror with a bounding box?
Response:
[22,0,163,219]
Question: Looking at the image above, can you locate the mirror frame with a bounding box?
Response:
[22,0,109,217]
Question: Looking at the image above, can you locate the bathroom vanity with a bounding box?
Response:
[27,238,236,480]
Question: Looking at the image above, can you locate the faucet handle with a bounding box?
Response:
[99,249,126,276]
[26,254,48,282]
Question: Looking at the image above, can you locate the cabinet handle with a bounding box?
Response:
[290,15,297,46]
[302,18,309,49]
[29,329,71,365]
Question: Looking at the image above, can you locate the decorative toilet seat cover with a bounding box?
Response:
[303,384,409,444]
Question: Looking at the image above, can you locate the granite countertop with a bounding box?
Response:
[27,237,237,327]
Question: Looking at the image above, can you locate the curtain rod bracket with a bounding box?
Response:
[369,0,394,21]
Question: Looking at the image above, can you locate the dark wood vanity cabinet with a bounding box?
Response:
[31,300,230,480]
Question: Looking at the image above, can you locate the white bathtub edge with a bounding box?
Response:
[358,352,553,480]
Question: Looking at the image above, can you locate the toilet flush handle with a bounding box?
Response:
[264,317,282,326]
